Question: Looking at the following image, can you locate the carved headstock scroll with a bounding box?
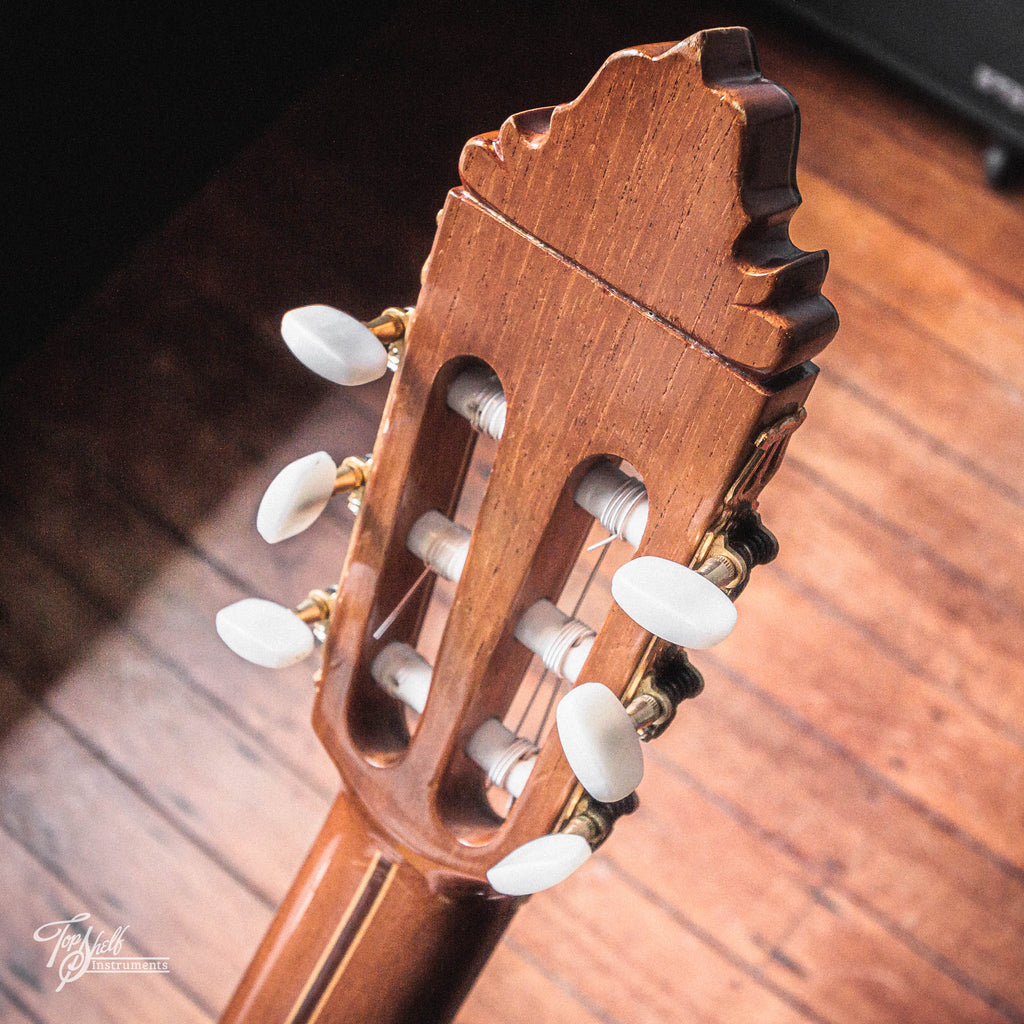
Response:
[293,27,839,891]
[460,30,838,376]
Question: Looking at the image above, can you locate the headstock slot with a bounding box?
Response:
[433,454,608,840]
[471,457,645,820]
[340,355,486,763]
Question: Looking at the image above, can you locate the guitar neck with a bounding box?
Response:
[221,794,518,1024]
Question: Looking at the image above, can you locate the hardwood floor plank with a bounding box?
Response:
[719,567,1024,868]
[815,278,1024,504]
[608,758,813,964]
[39,624,329,905]
[792,175,1024,391]
[792,383,1024,615]
[0,519,331,906]
[0,826,209,1024]
[761,463,1024,737]
[458,943,611,1024]
[657,669,1024,1010]
[505,863,813,1024]
[762,889,1009,1024]
[603,758,1010,1024]
[0,673,271,1013]
[0,985,46,1024]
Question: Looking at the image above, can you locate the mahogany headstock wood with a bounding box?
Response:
[295,27,838,891]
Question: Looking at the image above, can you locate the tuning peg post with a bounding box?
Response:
[370,642,537,796]
[370,642,433,714]
[513,599,595,684]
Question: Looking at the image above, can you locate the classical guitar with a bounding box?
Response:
[214,27,837,1024]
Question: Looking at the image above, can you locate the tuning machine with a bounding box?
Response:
[487,793,639,897]
[281,304,411,384]
[216,588,335,668]
[257,452,372,543]
[488,509,775,896]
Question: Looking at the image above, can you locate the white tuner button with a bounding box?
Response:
[556,682,644,803]
[486,833,591,896]
[281,304,388,385]
[215,598,315,668]
[257,452,338,543]
[612,556,737,649]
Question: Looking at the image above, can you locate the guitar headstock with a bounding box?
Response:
[217,28,837,898]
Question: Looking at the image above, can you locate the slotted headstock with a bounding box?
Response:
[235,28,837,896]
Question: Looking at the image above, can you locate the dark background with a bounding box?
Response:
[4,0,1016,372]
[3,2,410,367]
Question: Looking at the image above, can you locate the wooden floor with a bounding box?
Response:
[2,5,1023,1023]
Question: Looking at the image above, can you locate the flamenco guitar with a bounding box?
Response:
[214,27,838,1024]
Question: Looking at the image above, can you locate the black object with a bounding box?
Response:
[766,0,1024,187]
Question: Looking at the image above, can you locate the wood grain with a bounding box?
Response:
[0,5,1021,1024]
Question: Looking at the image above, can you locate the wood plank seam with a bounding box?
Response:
[838,885,1024,1024]
[782,454,1022,617]
[824,270,1024,402]
[0,505,336,802]
[820,368,1024,507]
[644,745,1024,1022]
[691,653,1024,888]
[598,857,834,1024]
[500,938,630,1024]
[797,161,1024,306]
[767,552,1024,750]
[0,815,218,1021]
[5,671,281,912]
[0,978,48,1024]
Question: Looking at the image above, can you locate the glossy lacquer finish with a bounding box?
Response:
[222,28,836,1024]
